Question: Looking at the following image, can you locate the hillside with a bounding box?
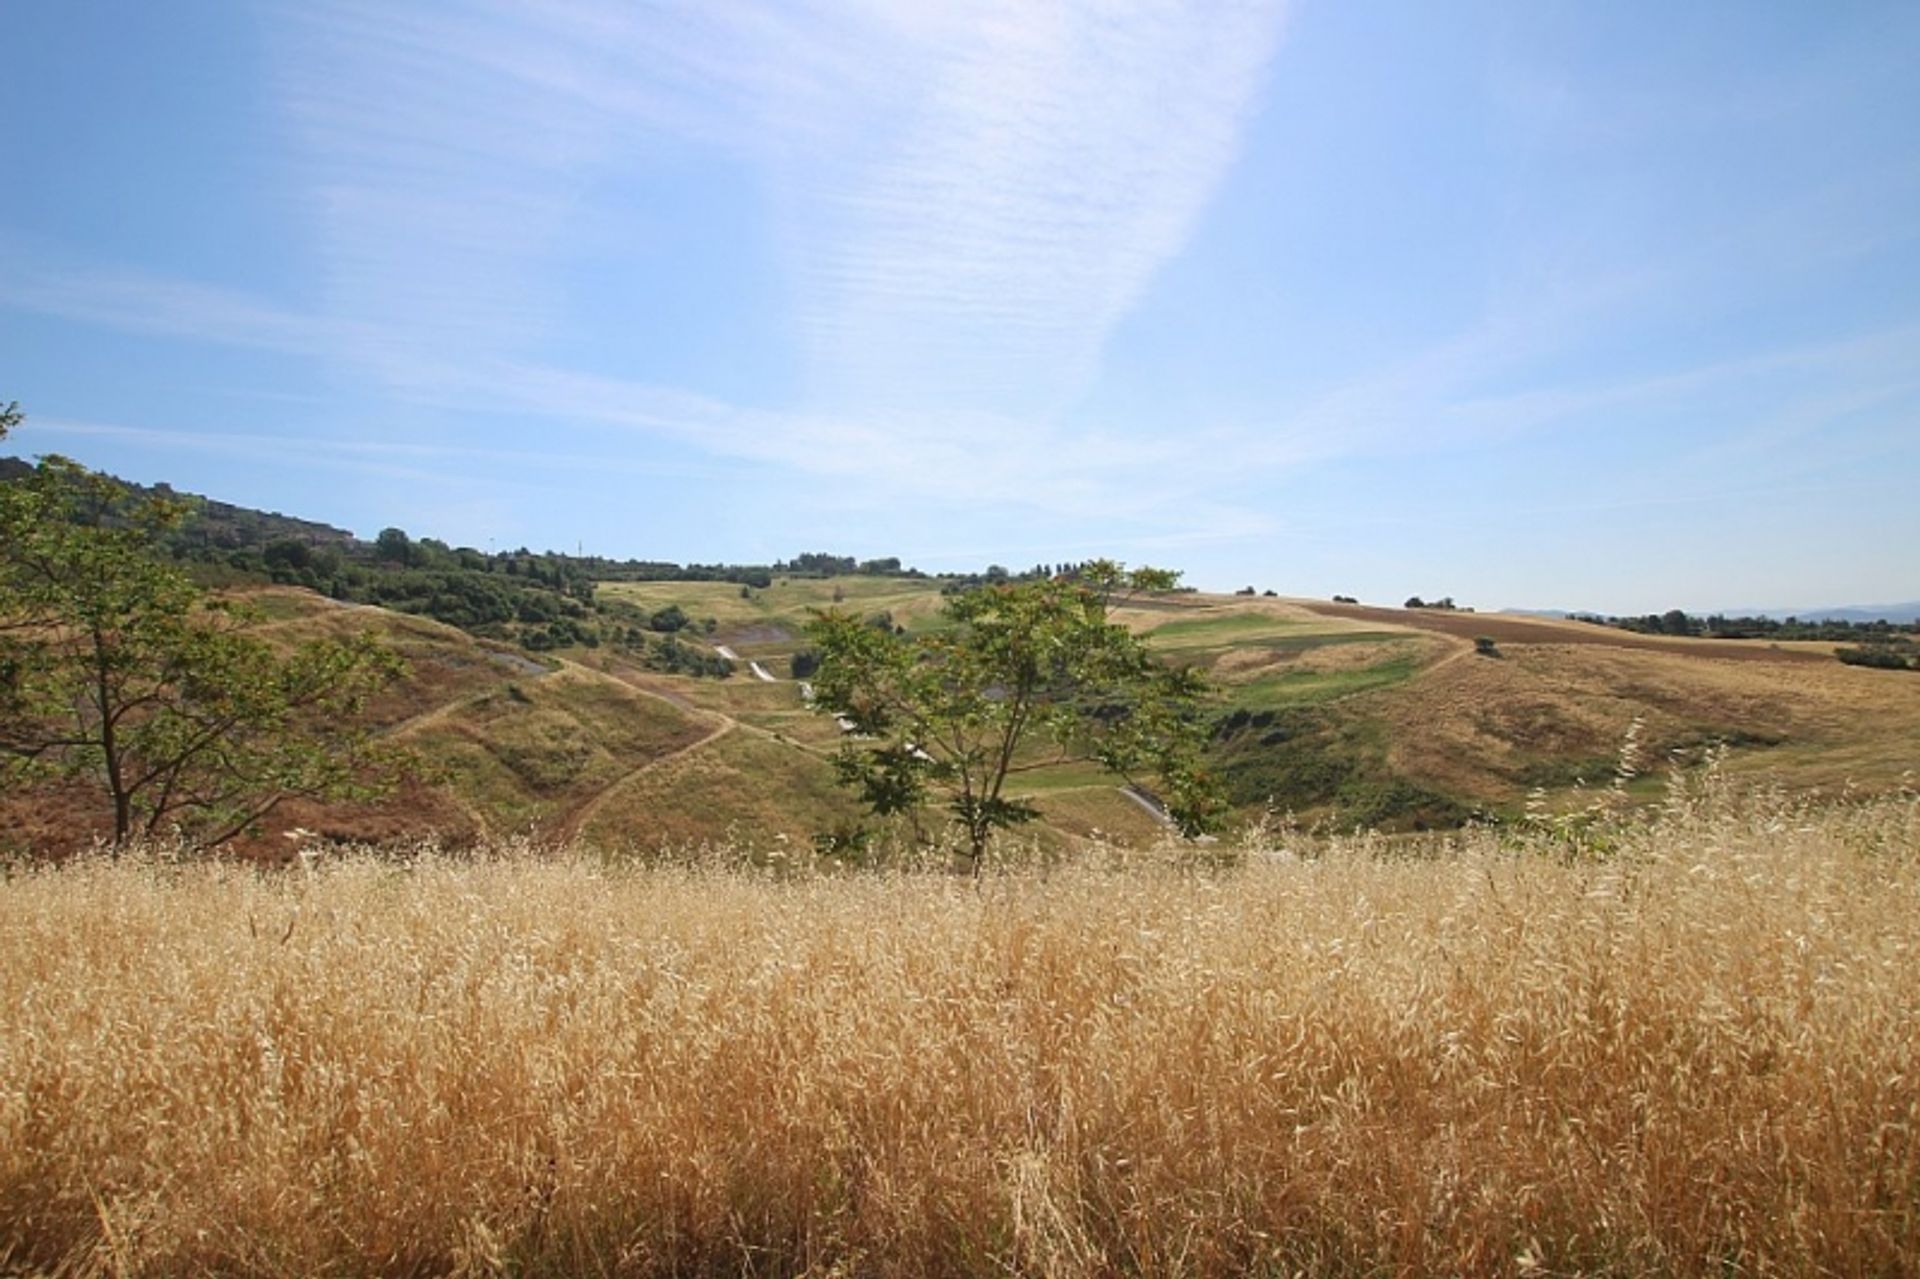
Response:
[7,564,1916,857]
[276,580,1920,846]
[0,587,835,859]
[597,577,1920,834]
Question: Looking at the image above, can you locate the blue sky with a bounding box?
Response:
[3,1,1916,614]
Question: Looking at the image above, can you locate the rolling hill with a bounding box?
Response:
[7,575,1917,858]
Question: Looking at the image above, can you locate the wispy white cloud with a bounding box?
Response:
[267,0,1290,416]
[1257,318,1920,472]
[9,3,1295,549]
[0,248,357,356]
[23,416,720,484]
[10,246,1914,558]
[0,258,1236,532]
[763,0,1292,413]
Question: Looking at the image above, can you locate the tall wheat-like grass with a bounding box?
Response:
[2,787,1917,1276]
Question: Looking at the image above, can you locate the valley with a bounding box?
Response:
[13,571,1906,860]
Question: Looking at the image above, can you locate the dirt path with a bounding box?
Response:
[553,716,736,844]
[380,689,496,740]
[748,660,777,682]
[593,665,698,710]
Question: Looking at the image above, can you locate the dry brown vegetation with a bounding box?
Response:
[3,781,1917,1278]
[1297,600,1835,665]
[1370,639,1920,805]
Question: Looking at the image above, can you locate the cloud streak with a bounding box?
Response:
[268,0,1290,417]
[0,258,1242,528]
[9,247,1915,557]
[768,0,1291,413]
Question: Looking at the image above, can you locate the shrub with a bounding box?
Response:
[647,604,690,633]
[1836,645,1915,671]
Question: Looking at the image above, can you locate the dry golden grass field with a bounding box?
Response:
[3,783,1917,1277]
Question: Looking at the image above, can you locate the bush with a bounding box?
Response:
[648,604,690,633]
[1836,646,1914,671]
[1474,635,1500,657]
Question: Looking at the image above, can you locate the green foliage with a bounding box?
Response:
[1836,644,1916,671]
[648,604,691,633]
[374,526,412,565]
[1583,608,1916,643]
[521,617,599,651]
[0,452,407,849]
[1209,707,1469,831]
[1474,635,1500,657]
[807,567,1225,870]
[638,634,732,678]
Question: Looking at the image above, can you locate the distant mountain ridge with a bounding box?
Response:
[1725,603,1920,625]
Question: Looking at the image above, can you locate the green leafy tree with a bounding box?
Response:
[1,452,406,850]
[806,562,1224,872]
[374,526,412,565]
[648,604,690,633]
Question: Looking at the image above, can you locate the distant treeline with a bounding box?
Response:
[0,459,1202,664]
[588,551,925,589]
[938,560,1171,594]
[1573,608,1919,671]
[0,460,955,664]
[1574,608,1917,642]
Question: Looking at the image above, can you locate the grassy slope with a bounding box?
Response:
[18,579,1911,854]
[598,578,1920,836]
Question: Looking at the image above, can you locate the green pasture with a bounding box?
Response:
[1228,654,1425,711]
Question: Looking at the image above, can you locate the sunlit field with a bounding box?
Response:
[3,784,1917,1277]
